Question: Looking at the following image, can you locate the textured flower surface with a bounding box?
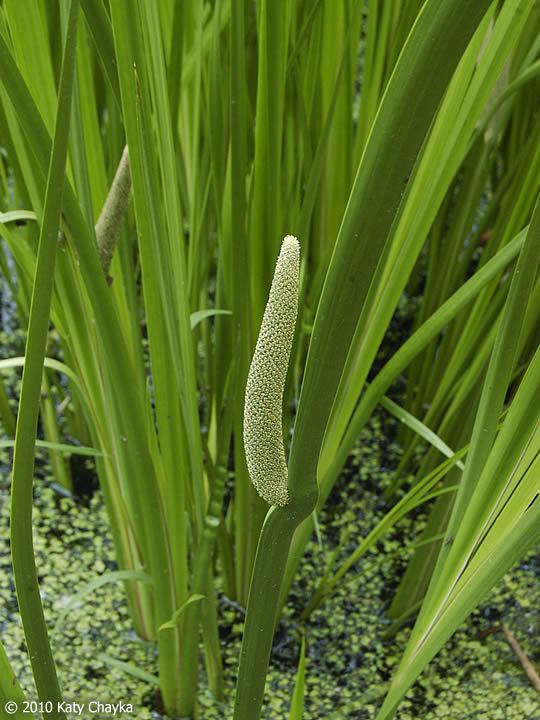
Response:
[243,235,300,507]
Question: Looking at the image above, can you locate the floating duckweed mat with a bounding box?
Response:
[0,410,538,720]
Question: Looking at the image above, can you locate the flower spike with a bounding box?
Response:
[244,235,300,507]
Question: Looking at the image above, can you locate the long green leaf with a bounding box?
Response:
[9,3,79,717]
[288,635,307,720]
[0,440,103,457]
[0,641,28,719]
[54,570,153,635]
[379,395,464,470]
[97,654,159,687]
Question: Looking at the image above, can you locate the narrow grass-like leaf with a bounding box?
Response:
[190,308,232,329]
[158,595,206,633]
[0,210,37,224]
[0,641,28,718]
[79,0,121,105]
[9,3,79,717]
[54,570,153,635]
[379,395,464,470]
[97,654,159,687]
[288,635,307,720]
[0,356,85,398]
[0,440,103,457]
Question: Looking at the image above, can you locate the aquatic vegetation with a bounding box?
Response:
[1,441,536,720]
[0,0,538,718]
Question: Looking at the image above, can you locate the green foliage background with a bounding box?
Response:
[0,0,538,718]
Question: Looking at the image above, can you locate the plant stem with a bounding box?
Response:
[0,641,29,719]
[9,2,79,717]
[233,507,298,720]
[176,452,229,717]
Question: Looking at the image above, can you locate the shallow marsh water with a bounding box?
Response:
[0,411,538,720]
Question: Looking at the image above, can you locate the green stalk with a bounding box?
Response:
[234,236,316,720]
[178,461,228,710]
[233,509,299,720]
[9,2,79,717]
[79,0,121,106]
[0,379,16,436]
[237,0,292,603]
[0,641,29,720]
[229,0,255,606]
[40,373,72,491]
